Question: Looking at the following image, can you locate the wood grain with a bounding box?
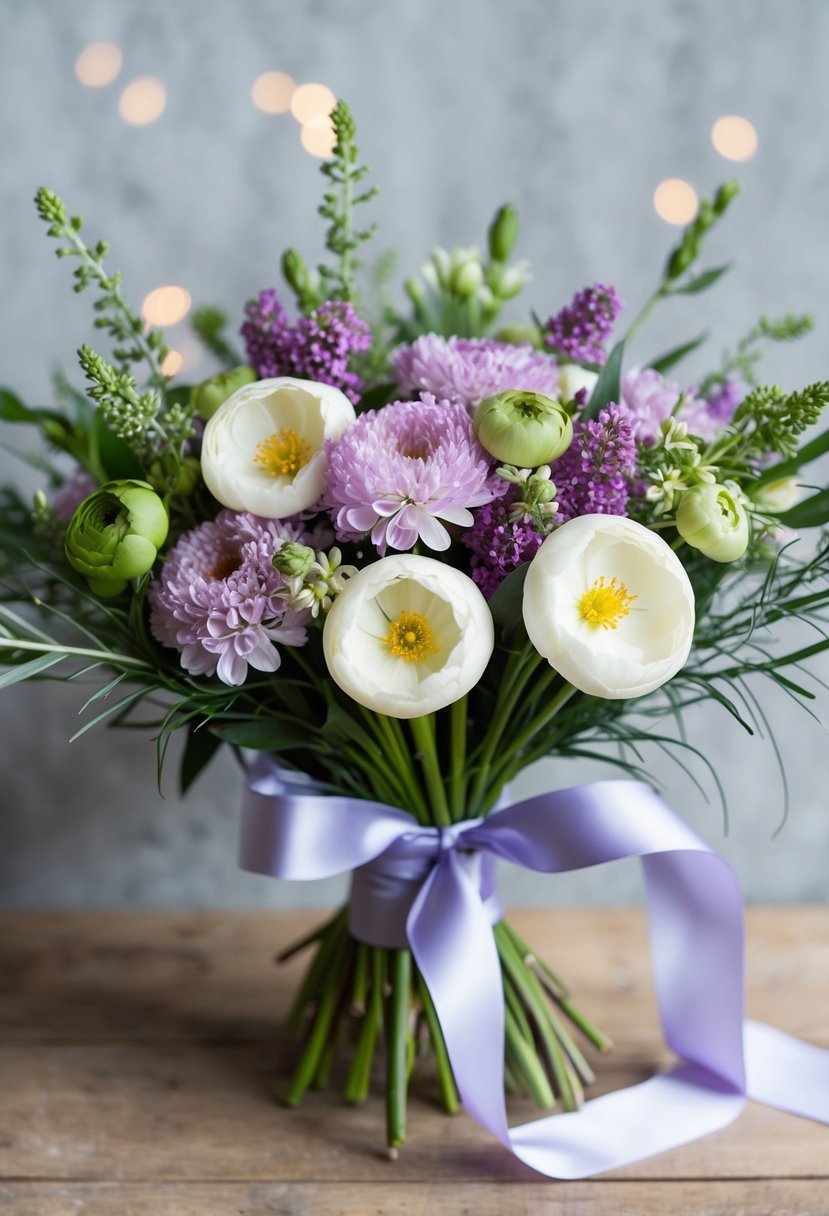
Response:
[0,908,826,1212]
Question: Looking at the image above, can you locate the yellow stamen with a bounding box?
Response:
[253,428,312,478]
[383,610,438,662]
[578,576,637,630]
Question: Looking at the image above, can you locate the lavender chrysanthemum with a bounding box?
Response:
[544,283,623,365]
[391,335,559,411]
[462,490,545,598]
[148,510,310,686]
[241,290,372,404]
[701,375,746,436]
[620,366,737,444]
[551,403,637,522]
[52,469,97,520]
[326,393,499,554]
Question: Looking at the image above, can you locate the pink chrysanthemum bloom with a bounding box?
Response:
[391,335,559,411]
[621,366,727,445]
[148,510,309,686]
[325,393,499,554]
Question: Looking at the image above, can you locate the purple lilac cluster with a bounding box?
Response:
[544,283,623,365]
[148,510,310,686]
[462,489,545,598]
[550,403,637,523]
[391,335,559,411]
[241,290,372,405]
[325,392,498,554]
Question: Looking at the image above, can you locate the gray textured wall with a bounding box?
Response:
[1,0,828,908]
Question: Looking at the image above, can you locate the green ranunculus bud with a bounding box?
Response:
[191,365,257,421]
[474,390,573,466]
[494,324,543,348]
[488,203,519,262]
[65,480,169,597]
[750,476,802,515]
[676,483,749,563]
[273,541,316,579]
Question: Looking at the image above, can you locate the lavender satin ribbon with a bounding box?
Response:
[239,756,829,1179]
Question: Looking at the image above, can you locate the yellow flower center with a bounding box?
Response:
[383,610,438,662]
[578,576,637,630]
[253,428,312,478]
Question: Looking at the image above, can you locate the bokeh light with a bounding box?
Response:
[161,350,184,376]
[251,71,296,114]
[711,115,758,162]
[75,42,123,88]
[290,83,336,125]
[118,77,167,126]
[653,178,699,225]
[300,116,337,158]
[142,286,192,327]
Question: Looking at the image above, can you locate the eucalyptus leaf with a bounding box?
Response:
[581,341,624,421]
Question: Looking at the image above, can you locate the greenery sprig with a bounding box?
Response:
[733,381,829,460]
[317,100,379,303]
[699,313,814,395]
[34,187,169,386]
[191,305,242,369]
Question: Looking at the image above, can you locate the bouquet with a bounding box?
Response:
[2,100,828,1165]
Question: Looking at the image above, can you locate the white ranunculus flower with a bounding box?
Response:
[200,376,355,518]
[523,514,695,700]
[556,364,599,404]
[322,554,494,718]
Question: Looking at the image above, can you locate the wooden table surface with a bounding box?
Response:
[0,908,827,1215]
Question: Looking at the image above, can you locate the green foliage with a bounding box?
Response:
[35,187,169,384]
[317,100,378,303]
[734,381,829,460]
[191,305,241,368]
[699,313,814,395]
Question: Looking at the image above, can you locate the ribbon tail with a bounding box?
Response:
[745,1020,829,1124]
[407,852,513,1147]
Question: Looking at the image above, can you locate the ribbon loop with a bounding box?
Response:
[239,756,829,1179]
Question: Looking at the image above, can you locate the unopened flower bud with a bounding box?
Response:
[474,390,573,466]
[273,541,316,579]
[676,483,749,562]
[191,365,257,421]
[488,203,519,262]
[65,480,169,596]
[494,323,543,348]
[714,179,741,213]
[282,248,310,297]
[556,364,599,405]
[449,254,484,299]
[751,476,802,515]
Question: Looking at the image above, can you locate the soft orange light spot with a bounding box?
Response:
[290,82,336,124]
[75,42,123,87]
[161,349,184,376]
[301,116,337,158]
[711,115,758,162]
[118,77,167,126]
[142,286,192,327]
[251,71,296,114]
[653,178,698,225]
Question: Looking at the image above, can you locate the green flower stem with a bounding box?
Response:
[556,996,614,1054]
[467,642,540,817]
[485,682,578,800]
[500,921,568,998]
[416,974,459,1115]
[341,741,407,810]
[314,1041,336,1089]
[448,694,468,821]
[622,286,667,347]
[371,712,431,823]
[286,909,348,1032]
[409,714,451,828]
[350,943,369,1015]
[496,923,581,1110]
[545,1000,596,1086]
[344,947,384,1104]
[504,1004,555,1109]
[387,949,412,1152]
[284,936,352,1107]
[503,970,534,1044]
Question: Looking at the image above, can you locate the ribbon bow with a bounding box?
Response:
[239,755,829,1179]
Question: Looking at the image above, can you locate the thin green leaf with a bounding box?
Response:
[670,264,732,295]
[582,340,624,420]
[776,489,829,529]
[180,723,224,795]
[0,651,65,689]
[211,717,313,751]
[648,331,710,375]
